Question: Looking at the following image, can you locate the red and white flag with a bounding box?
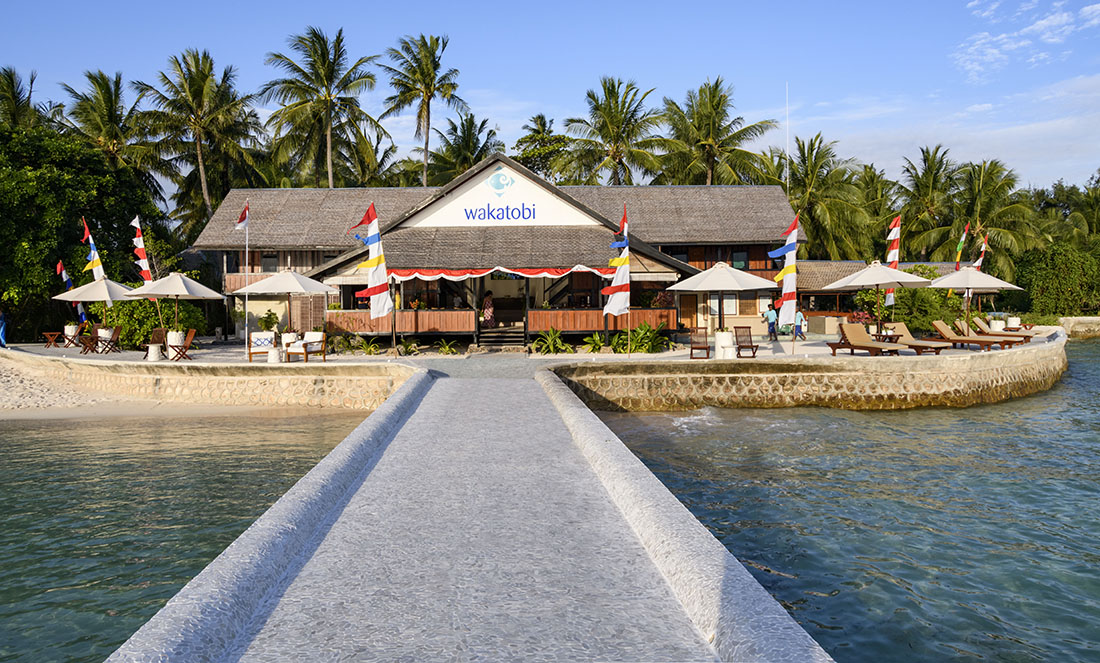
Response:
[131,216,153,283]
[236,202,249,230]
[884,215,901,306]
[972,234,989,271]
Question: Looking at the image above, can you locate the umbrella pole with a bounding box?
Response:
[155,299,165,329]
[174,296,179,330]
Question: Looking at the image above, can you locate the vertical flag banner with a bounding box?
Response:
[972,234,989,271]
[884,215,901,307]
[80,217,105,281]
[236,201,250,343]
[56,261,87,323]
[131,216,153,283]
[955,222,971,270]
[768,215,799,327]
[352,203,394,319]
[601,206,630,317]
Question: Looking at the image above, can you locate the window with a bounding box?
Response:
[261,253,278,272]
[708,293,738,316]
[729,251,748,269]
[660,246,689,264]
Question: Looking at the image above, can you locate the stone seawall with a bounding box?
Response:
[553,333,1068,411]
[2,351,415,410]
[1059,316,1100,339]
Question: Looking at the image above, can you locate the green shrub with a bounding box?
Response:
[611,322,669,353]
[532,327,574,354]
[581,333,604,353]
[88,299,206,350]
[399,337,419,355]
[258,309,279,332]
[1014,243,1100,315]
[434,338,460,355]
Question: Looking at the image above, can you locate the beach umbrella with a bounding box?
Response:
[53,277,134,304]
[927,266,1022,319]
[821,260,931,331]
[667,261,779,329]
[126,272,225,329]
[231,270,337,331]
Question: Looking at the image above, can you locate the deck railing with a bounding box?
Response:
[327,309,477,334]
[527,308,677,333]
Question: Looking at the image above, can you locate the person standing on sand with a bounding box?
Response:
[763,304,778,341]
[794,306,807,341]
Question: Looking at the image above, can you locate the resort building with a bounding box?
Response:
[193,154,799,343]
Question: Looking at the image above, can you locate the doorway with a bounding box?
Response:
[678,294,698,329]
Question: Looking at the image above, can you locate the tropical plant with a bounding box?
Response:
[260,26,382,189]
[434,338,460,354]
[90,296,206,350]
[898,145,959,260]
[0,67,42,129]
[399,337,420,355]
[380,34,466,186]
[257,309,279,332]
[425,112,504,184]
[340,121,398,186]
[562,77,669,185]
[513,114,570,180]
[856,164,901,260]
[610,322,669,353]
[783,133,871,260]
[657,78,775,185]
[135,49,258,221]
[532,327,574,354]
[351,335,381,355]
[581,333,604,353]
[1014,243,1100,315]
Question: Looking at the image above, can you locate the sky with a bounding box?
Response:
[6,0,1100,188]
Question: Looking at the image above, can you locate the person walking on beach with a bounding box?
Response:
[794,306,807,341]
[763,304,778,341]
[0,307,8,348]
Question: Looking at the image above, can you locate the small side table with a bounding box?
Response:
[146,345,163,362]
[267,347,281,363]
[872,332,901,344]
[43,332,62,348]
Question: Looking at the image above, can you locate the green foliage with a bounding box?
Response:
[426,113,504,184]
[581,333,604,353]
[610,322,669,353]
[331,333,351,353]
[399,337,419,355]
[88,297,206,350]
[1020,312,1061,326]
[258,309,279,331]
[352,335,381,355]
[1014,243,1100,315]
[513,132,571,181]
[532,327,574,354]
[434,338,460,355]
[327,302,342,310]
[853,264,963,334]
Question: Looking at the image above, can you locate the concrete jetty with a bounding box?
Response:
[106,356,832,662]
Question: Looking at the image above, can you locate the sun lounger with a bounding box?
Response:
[930,320,1010,351]
[828,323,907,356]
[689,327,710,359]
[953,320,1022,349]
[884,322,951,355]
[733,326,758,358]
[248,331,276,362]
[973,318,1036,342]
[286,331,326,363]
[168,329,196,361]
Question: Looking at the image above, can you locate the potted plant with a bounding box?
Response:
[64,320,80,339]
[714,327,734,357]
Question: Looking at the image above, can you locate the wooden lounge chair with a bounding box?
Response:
[286,331,326,363]
[168,329,196,361]
[733,326,758,358]
[827,323,907,356]
[884,322,951,355]
[973,318,1036,342]
[248,331,276,362]
[96,327,121,354]
[689,327,710,359]
[930,320,1008,351]
[63,321,87,347]
[953,320,1021,349]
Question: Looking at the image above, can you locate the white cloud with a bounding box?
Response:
[1081,3,1100,27]
[952,32,1030,82]
[1019,9,1076,42]
[968,0,1003,19]
[965,103,995,112]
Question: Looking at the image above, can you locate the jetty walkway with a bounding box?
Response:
[104,353,831,662]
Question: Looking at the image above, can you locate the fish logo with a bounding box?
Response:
[486,166,514,197]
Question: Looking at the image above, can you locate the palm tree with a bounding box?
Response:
[562,77,669,185]
[658,78,776,185]
[898,145,959,260]
[856,165,901,259]
[135,50,258,219]
[260,26,381,189]
[340,121,399,186]
[912,160,1038,279]
[424,112,504,184]
[522,113,553,136]
[380,34,466,186]
[785,133,870,260]
[59,70,170,200]
[0,67,40,128]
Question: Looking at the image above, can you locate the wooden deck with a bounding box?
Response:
[527,308,676,333]
[326,308,678,335]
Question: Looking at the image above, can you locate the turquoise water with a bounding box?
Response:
[603,340,1100,663]
[0,410,364,663]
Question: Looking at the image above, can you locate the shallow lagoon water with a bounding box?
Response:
[603,339,1100,663]
[0,410,364,663]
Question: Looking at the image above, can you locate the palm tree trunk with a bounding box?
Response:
[196,137,213,218]
[326,116,334,189]
[422,104,430,187]
[706,161,714,186]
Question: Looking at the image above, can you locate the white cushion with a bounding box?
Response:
[250,332,275,348]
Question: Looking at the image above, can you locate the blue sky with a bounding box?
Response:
[6,0,1100,187]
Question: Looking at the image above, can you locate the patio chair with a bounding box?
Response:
[63,321,87,348]
[827,323,906,356]
[689,327,710,359]
[142,327,167,353]
[733,326,759,358]
[286,331,326,363]
[973,318,1036,342]
[884,322,951,355]
[168,329,196,361]
[953,320,1021,349]
[248,331,277,362]
[78,335,97,354]
[96,327,121,354]
[930,320,1006,351]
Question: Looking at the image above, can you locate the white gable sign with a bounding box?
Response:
[401,163,604,228]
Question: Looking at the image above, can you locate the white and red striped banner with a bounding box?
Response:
[770,215,799,327]
[885,215,900,306]
[131,216,153,283]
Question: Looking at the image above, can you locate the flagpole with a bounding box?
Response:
[244,210,249,349]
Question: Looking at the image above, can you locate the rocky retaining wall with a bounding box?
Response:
[553,332,1068,411]
[2,350,415,410]
[1059,316,1100,339]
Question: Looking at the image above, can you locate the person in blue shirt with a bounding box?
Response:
[763,304,778,341]
[794,306,807,341]
[0,307,7,348]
